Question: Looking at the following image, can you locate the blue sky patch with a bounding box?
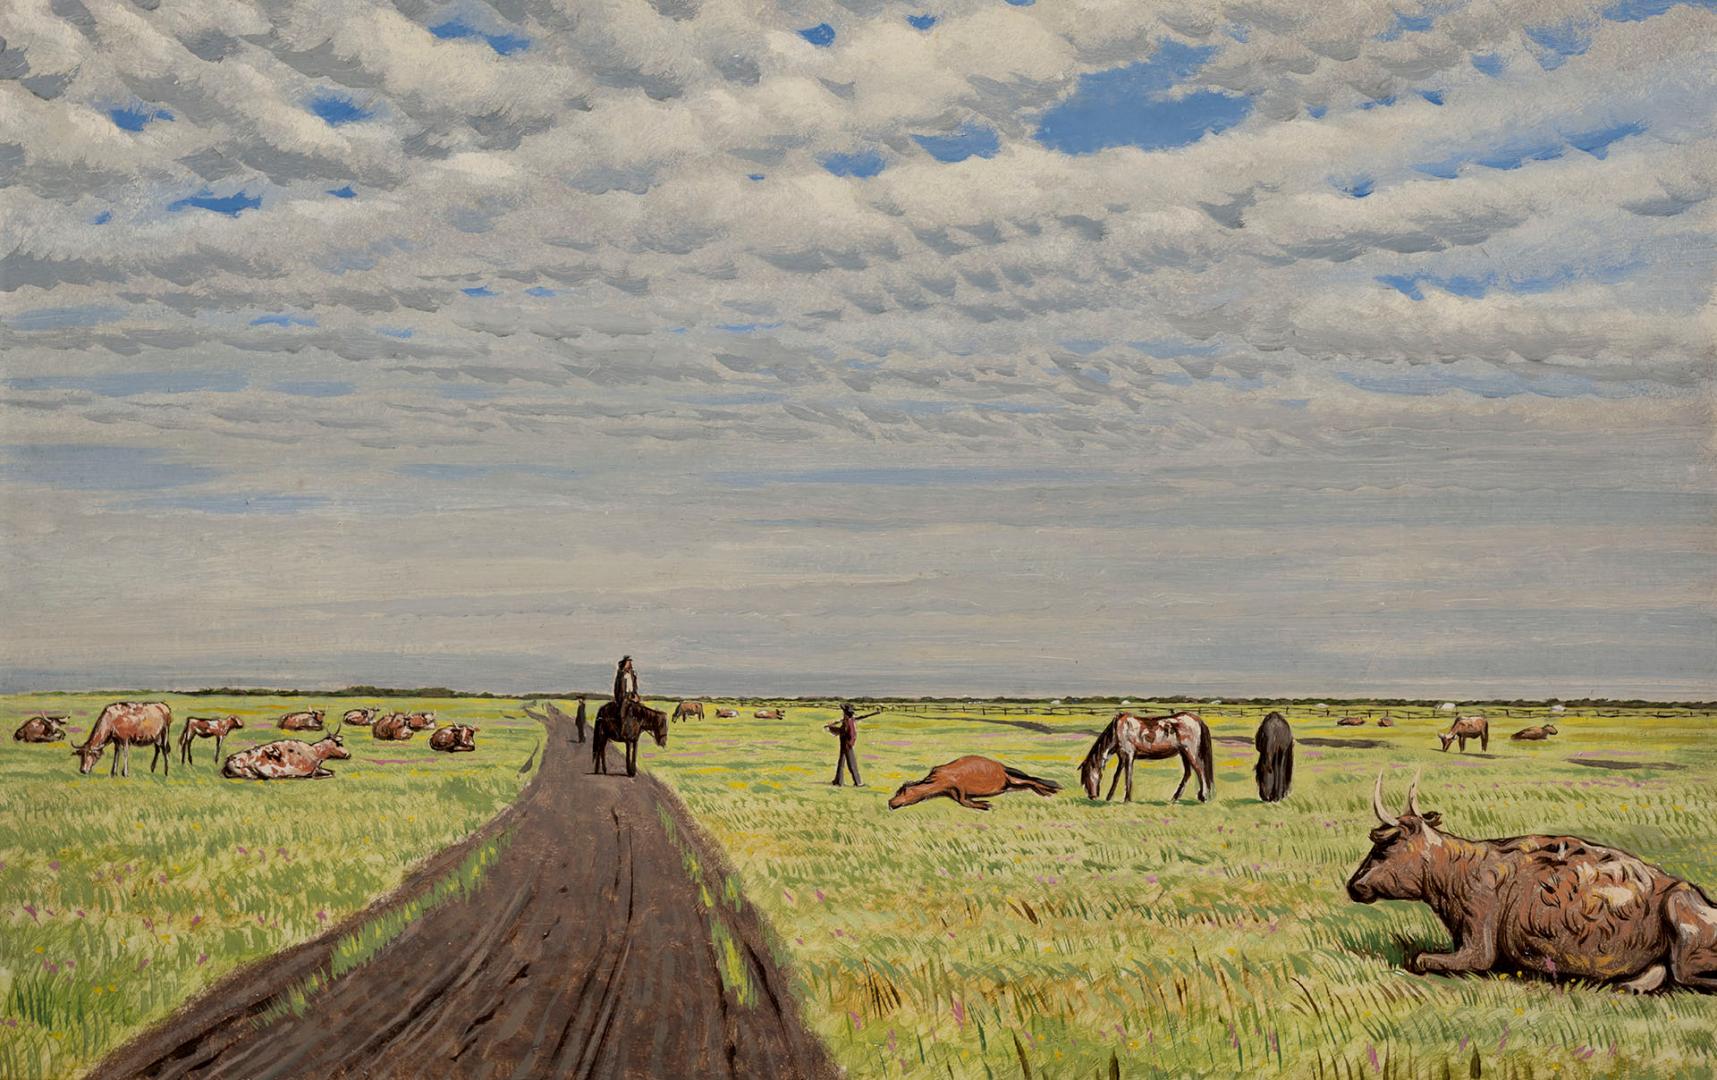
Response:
[1307,104,1328,119]
[167,190,261,216]
[1377,13,1434,40]
[525,286,557,297]
[747,173,766,181]
[1337,368,1616,399]
[309,93,372,126]
[327,185,356,199]
[1418,89,1445,106]
[0,445,221,491]
[716,321,784,333]
[429,18,530,54]
[91,210,112,225]
[1004,0,1035,6]
[377,327,414,339]
[5,371,246,397]
[1568,121,1645,158]
[7,304,126,331]
[1357,95,1397,111]
[439,384,498,400]
[798,23,836,46]
[907,14,938,30]
[1524,21,1592,69]
[1601,0,1715,22]
[1471,53,1505,76]
[398,462,578,481]
[461,285,497,297]
[110,106,172,131]
[1034,41,1252,155]
[1334,176,1374,198]
[1129,339,1223,359]
[133,493,329,515]
[250,314,317,328]
[823,150,886,178]
[272,381,354,397]
[912,124,1000,163]
[1060,339,1106,355]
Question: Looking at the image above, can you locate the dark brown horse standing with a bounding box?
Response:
[1080,710,1214,803]
[593,700,669,777]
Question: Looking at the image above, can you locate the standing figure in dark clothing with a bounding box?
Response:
[613,656,638,712]
[826,703,880,786]
[1254,710,1295,802]
[574,697,588,744]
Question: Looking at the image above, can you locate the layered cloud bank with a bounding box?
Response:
[1,0,1712,695]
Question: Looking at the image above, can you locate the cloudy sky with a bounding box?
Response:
[1,0,1712,698]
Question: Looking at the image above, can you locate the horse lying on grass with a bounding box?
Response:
[888,756,1060,811]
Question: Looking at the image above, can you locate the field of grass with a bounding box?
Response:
[651,701,1717,1079]
[0,693,541,1079]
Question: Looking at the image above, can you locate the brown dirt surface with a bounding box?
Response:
[91,719,838,1080]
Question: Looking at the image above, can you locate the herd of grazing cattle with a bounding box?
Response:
[9,701,481,780]
[1328,710,1561,750]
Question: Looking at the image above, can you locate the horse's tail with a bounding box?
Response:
[1002,765,1061,793]
[1196,716,1215,795]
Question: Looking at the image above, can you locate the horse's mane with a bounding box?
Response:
[1080,715,1121,770]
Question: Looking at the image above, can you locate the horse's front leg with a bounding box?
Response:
[1172,752,1192,801]
[1123,755,1136,802]
[1104,758,1123,801]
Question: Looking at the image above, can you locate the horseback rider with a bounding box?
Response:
[827,703,880,787]
[614,656,639,721]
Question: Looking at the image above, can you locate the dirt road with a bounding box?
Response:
[94,720,837,1079]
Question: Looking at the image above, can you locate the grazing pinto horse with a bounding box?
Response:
[1253,711,1294,803]
[673,700,705,722]
[179,714,243,765]
[73,702,173,777]
[1438,715,1489,753]
[1080,711,1214,803]
[888,756,1059,812]
[593,700,669,777]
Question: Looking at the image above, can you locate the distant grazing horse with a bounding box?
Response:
[593,701,669,777]
[73,701,173,777]
[673,700,705,722]
[1080,711,1214,803]
[888,756,1059,812]
[180,714,243,766]
[1439,715,1489,753]
[1253,711,1294,803]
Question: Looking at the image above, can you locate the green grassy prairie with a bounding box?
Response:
[0,694,541,1079]
[651,702,1717,1079]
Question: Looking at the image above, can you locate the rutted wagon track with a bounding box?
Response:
[92,719,836,1080]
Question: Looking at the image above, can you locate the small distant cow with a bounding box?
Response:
[222,731,351,780]
[1438,715,1489,753]
[754,708,786,720]
[1376,716,1396,728]
[1512,724,1559,741]
[14,713,69,743]
[715,708,739,718]
[1337,716,1367,727]
[429,725,478,753]
[1349,774,1717,992]
[372,713,415,740]
[673,701,705,722]
[73,702,173,777]
[405,711,437,731]
[343,708,379,726]
[179,714,243,765]
[278,709,325,731]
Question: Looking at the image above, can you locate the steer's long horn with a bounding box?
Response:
[1372,771,1398,826]
[1404,770,1422,817]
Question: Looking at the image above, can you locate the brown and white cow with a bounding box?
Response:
[672,700,705,722]
[1348,774,1717,992]
[405,711,437,731]
[1337,716,1367,727]
[1438,714,1489,752]
[429,725,478,753]
[715,708,739,719]
[14,713,69,743]
[73,702,174,777]
[342,708,379,726]
[179,714,243,765]
[753,708,786,720]
[1511,724,1559,741]
[372,713,415,740]
[1376,716,1396,728]
[222,731,351,780]
[278,709,325,731]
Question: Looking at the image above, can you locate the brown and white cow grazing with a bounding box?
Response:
[222,731,351,780]
[429,725,478,753]
[278,709,325,731]
[14,713,69,743]
[72,702,173,777]
[342,708,379,726]
[753,708,786,720]
[372,713,415,740]
[179,714,243,765]
[1512,724,1559,741]
[1438,714,1489,752]
[715,708,739,718]
[1348,774,1717,992]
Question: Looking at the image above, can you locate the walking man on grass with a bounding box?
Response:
[827,703,880,787]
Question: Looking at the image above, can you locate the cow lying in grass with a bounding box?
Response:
[1348,774,1717,992]
[222,732,351,780]
[429,725,478,753]
[1511,724,1559,741]
[343,708,379,726]
[889,756,1060,812]
[372,713,415,740]
[14,714,68,743]
[278,709,324,731]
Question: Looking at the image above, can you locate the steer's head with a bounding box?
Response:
[321,732,351,760]
[1346,772,1444,904]
[72,742,102,774]
[228,714,244,730]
